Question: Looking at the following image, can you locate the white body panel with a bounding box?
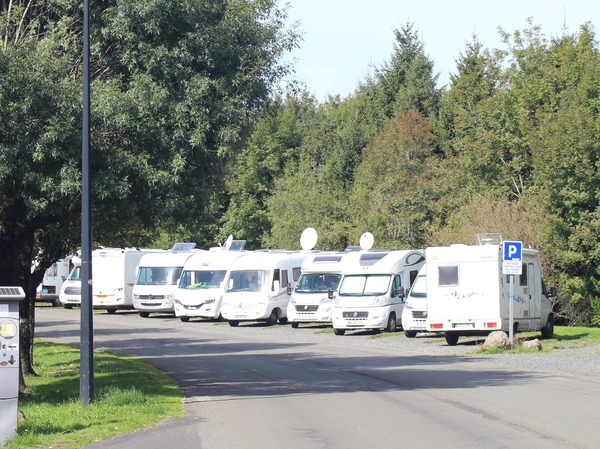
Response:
[36,255,76,303]
[425,244,553,339]
[401,265,427,336]
[220,251,308,325]
[174,249,249,320]
[332,250,425,334]
[287,253,346,325]
[132,251,200,315]
[58,258,82,307]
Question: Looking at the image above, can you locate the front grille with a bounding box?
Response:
[412,310,427,318]
[137,294,166,300]
[342,311,368,318]
[295,305,319,312]
[64,287,81,295]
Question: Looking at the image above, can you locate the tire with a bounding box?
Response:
[228,320,239,327]
[445,333,459,346]
[291,322,299,329]
[63,304,73,310]
[541,314,555,339]
[266,309,278,326]
[404,330,417,338]
[333,328,346,336]
[138,311,150,318]
[179,316,190,323]
[51,299,61,307]
[107,308,117,314]
[385,313,397,333]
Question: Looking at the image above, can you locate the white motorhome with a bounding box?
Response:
[93,247,163,314]
[401,265,427,337]
[58,256,82,308]
[174,240,248,322]
[331,233,424,335]
[287,252,345,328]
[132,243,200,318]
[220,250,308,326]
[425,243,555,345]
[36,254,76,306]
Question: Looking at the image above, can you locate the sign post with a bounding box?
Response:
[502,241,522,348]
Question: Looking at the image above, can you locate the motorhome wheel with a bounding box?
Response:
[445,333,459,346]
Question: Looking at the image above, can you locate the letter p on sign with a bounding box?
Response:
[503,241,522,261]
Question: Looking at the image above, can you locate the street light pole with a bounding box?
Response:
[80,0,94,405]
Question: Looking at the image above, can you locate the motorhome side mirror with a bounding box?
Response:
[328,289,334,300]
[394,287,405,298]
[287,285,292,295]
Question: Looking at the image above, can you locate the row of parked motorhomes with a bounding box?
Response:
[39,230,555,345]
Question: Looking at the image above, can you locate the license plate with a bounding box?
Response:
[97,295,107,299]
[452,323,475,329]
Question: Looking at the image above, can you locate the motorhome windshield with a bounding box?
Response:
[68,266,81,281]
[295,273,341,294]
[339,274,391,296]
[409,274,426,298]
[227,270,268,293]
[179,270,226,289]
[137,267,183,286]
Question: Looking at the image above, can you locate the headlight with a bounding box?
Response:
[290,297,296,304]
[320,296,333,303]
[374,296,388,306]
[204,299,215,304]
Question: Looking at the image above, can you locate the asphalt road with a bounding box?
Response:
[34,307,600,449]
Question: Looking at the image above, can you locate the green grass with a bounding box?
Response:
[471,326,600,354]
[7,340,184,449]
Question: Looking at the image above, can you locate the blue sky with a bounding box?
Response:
[281,0,598,101]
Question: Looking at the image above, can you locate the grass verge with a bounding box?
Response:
[6,339,184,449]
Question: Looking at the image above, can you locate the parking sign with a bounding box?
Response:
[502,241,522,274]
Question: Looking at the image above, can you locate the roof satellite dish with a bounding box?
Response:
[224,235,233,250]
[359,232,374,251]
[300,227,318,251]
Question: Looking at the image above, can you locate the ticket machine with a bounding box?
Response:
[0,286,24,446]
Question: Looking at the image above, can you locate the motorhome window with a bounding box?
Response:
[359,252,388,266]
[296,274,341,293]
[409,270,418,286]
[46,263,58,277]
[438,266,458,286]
[292,267,302,281]
[227,270,267,292]
[137,267,183,286]
[410,275,426,298]
[313,255,342,263]
[68,266,81,281]
[281,270,289,289]
[179,270,226,289]
[520,264,529,286]
[339,274,391,296]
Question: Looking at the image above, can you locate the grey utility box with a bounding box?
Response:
[0,286,25,446]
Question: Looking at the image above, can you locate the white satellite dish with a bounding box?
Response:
[359,232,374,251]
[300,227,318,251]
[224,235,233,250]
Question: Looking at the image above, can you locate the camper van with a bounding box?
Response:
[401,265,427,338]
[425,243,555,345]
[36,254,76,306]
[132,243,200,317]
[58,256,82,308]
[331,233,424,335]
[287,252,345,328]
[93,247,163,313]
[220,250,308,326]
[174,240,248,322]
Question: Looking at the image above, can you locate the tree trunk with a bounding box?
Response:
[0,195,37,395]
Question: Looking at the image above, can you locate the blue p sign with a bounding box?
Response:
[503,241,522,261]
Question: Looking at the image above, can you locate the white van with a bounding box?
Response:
[287,253,345,328]
[332,234,424,335]
[425,243,555,345]
[220,250,307,326]
[174,242,248,322]
[36,254,76,306]
[401,265,427,337]
[132,243,200,317]
[93,247,163,314]
[58,256,82,308]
